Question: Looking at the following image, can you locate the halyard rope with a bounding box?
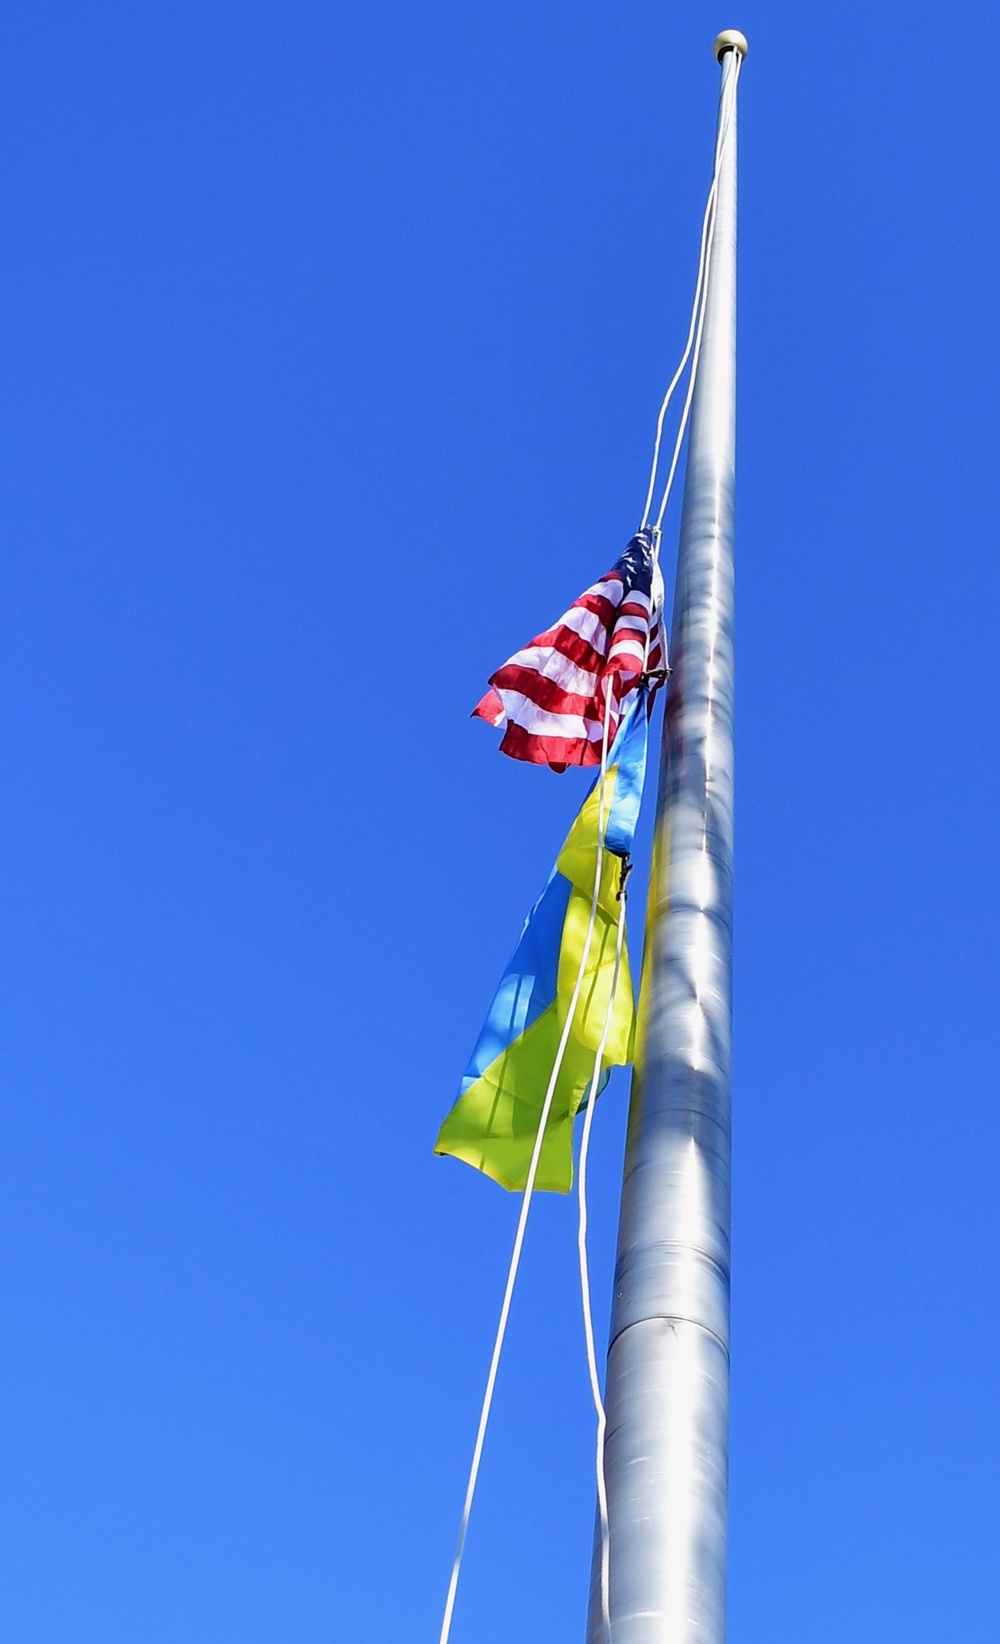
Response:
[574,869,628,1644]
[641,52,741,537]
[438,689,616,1644]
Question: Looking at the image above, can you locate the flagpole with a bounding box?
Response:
[586,31,746,1644]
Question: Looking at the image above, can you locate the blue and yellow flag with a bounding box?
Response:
[435,696,649,1193]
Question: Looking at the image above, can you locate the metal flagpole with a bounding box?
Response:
[586,30,747,1644]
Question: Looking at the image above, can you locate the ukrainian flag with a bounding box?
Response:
[436,695,649,1193]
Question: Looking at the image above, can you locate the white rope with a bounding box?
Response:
[653,56,741,534]
[575,880,628,1644]
[640,54,741,534]
[438,692,616,1644]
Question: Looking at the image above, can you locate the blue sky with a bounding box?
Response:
[0,2,997,1640]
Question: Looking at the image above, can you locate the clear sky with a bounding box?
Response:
[0,2,997,1641]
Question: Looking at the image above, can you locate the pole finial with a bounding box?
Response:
[713,28,748,61]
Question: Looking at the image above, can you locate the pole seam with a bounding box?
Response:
[608,1317,731,1361]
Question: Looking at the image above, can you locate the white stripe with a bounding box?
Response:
[585,573,623,601]
[496,690,604,743]
[503,644,598,699]
[556,604,612,656]
[618,589,652,615]
[651,559,665,616]
[609,622,647,646]
[608,641,648,667]
[608,636,645,659]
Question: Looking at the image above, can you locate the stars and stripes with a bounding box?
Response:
[473,527,667,771]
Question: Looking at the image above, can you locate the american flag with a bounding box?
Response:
[473,528,667,771]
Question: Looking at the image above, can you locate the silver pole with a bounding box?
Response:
[587,31,746,1644]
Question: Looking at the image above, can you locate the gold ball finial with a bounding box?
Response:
[713,29,748,62]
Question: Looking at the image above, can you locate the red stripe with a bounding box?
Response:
[603,658,644,682]
[571,590,619,626]
[588,572,623,598]
[503,622,609,676]
[499,721,611,769]
[551,625,608,668]
[471,687,505,726]
[488,663,604,719]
